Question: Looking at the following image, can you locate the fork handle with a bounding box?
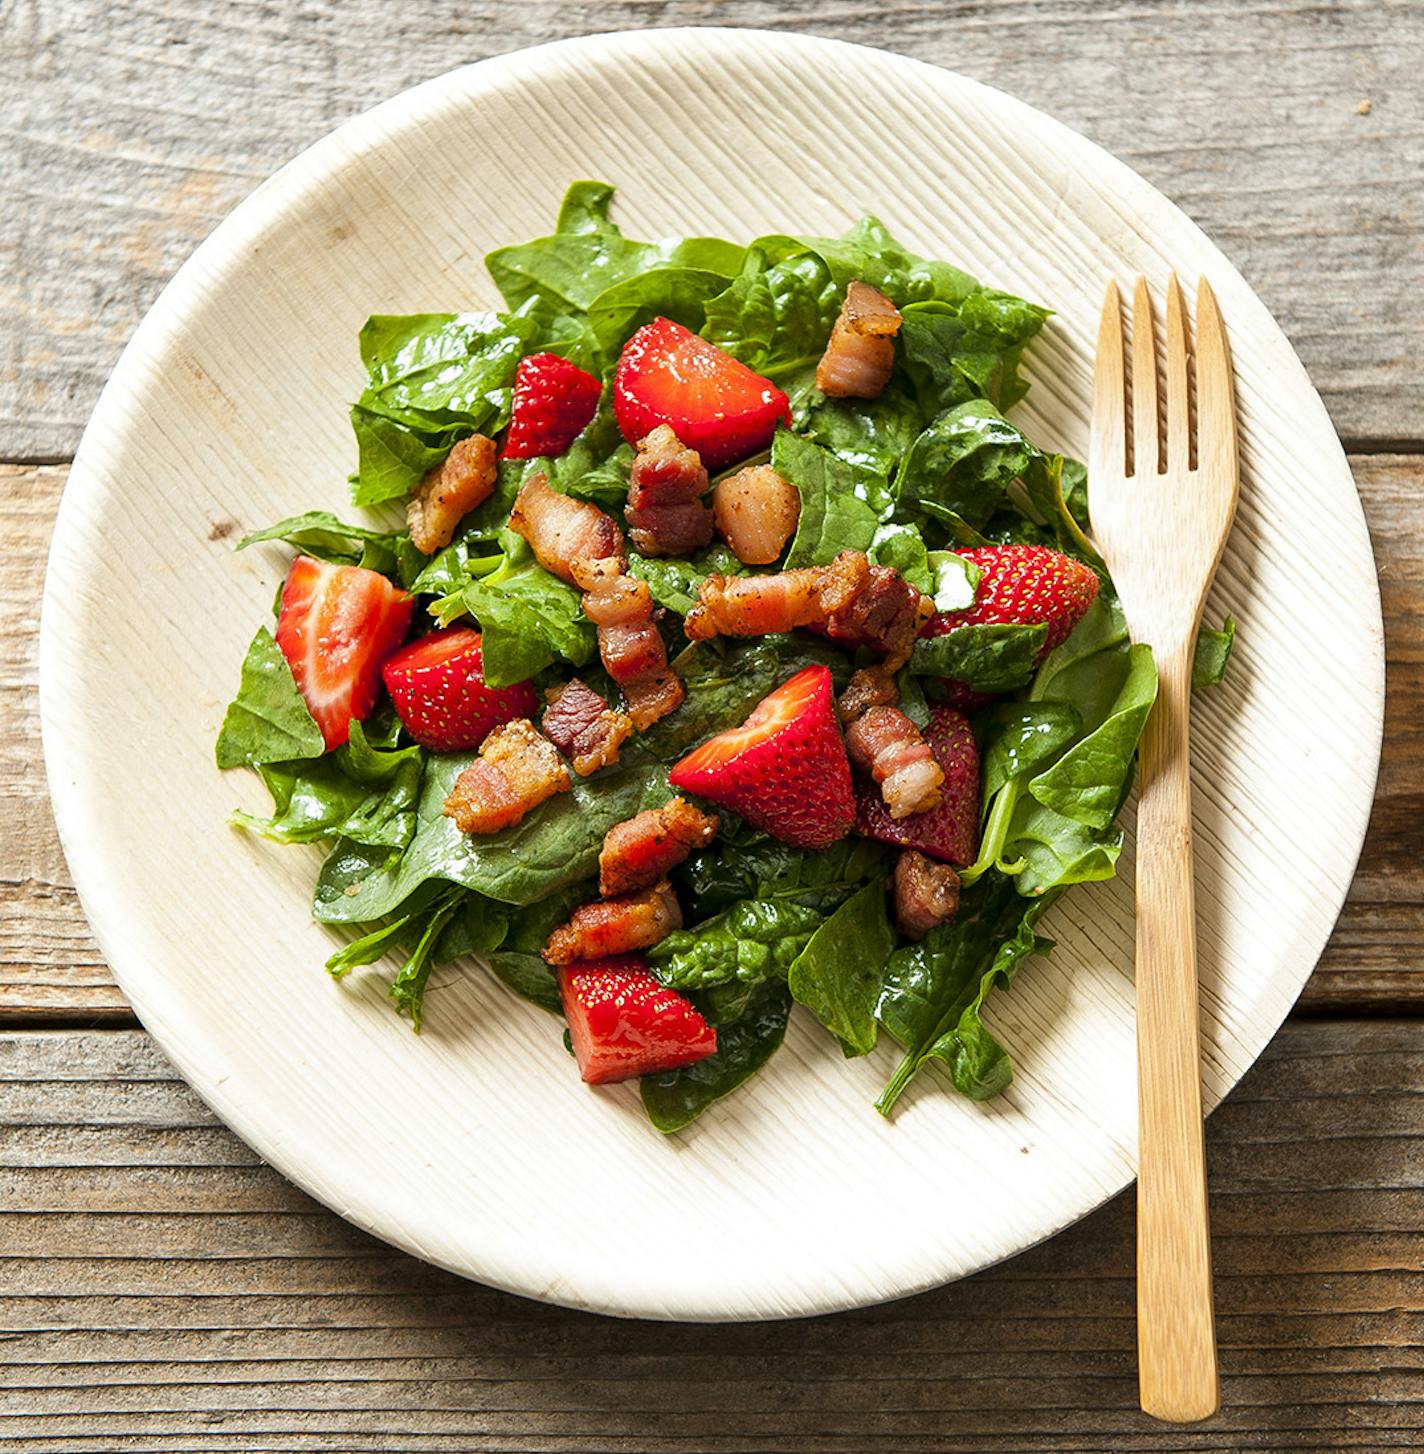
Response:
[1135,645,1219,1421]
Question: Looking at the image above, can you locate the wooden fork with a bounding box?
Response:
[1089,276,1239,1422]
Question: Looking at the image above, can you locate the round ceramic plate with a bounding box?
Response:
[40,29,1382,1321]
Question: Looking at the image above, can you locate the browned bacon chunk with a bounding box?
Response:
[442,718,571,835]
[625,426,714,557]
[508,474,624,583]
[571,557,685,731]
[713,464,801,565]
[407,434,498,555]
[815,281,903,399]
[598,797,719,897]
[836,665,899,724]
[844,705,944,819]
[684,550,867,641]
[542,678,634,777]
[823,564,933,672]
[893,850,961,939]
[542,880,683,965]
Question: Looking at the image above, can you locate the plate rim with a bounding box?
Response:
[38,25,1385,1322]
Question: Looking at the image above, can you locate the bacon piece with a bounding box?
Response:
[844,705,944,819]
[713,464,801,565]
[892,850,961,939]
[836,665,898,725]
[625,426,714,557]
[407,434,498,555]
[823,564,933,672]
[684,550,867,640]
[543,678,635,777]
[508,473,625,583]
[543,880,683,965]
[571,557,685,731]
[598,798,719,897]
[442,718,571,834]
[815,281,903,399]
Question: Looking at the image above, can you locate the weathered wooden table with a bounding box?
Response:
[4,2,1423,1448]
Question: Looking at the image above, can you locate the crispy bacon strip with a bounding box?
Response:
[598,797,719,897]
[893,850,961,939]
[844,705,944,819]
[684,550,867,640]
[625,426,713,557]
[442,718,571,835]
[823,564,933,672]
[543,678,635,777]
[542,880,683,965]
[508,473,625,583]
[815,281,903,399]
[713,464,801,565]
[571,557,685,731]
[836,665,899,724]
[407,434,498,555]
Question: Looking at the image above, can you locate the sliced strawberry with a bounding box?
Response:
[668,665,854,850]
[613,317,791,471]
[854,704,981,866]
[275,556,414,751]
[380,627,538,752]
[500,352,603,460]
[559,955,717,1085]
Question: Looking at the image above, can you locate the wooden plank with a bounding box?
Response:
[4,457,1419,1019]
[0,1021,1420,1449]
[2,0,1421,458]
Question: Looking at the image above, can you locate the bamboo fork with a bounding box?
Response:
[1089,276,1239,1421]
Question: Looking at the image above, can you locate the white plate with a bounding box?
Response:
[40,29,1382,1321]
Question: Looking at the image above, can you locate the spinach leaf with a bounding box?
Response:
[777,430,885,568]
[1194,616,1236,690]
[628,545,745,617]
[641,984,792,1133]
[979,703,1082,800]
[926,549,980,610]
[909,623,1048,692]
[215,627,325,769]
[313,751,668,921]
[237,511,417,582]
[787,879,895,1056]
[898,290,1049,415]
[679,833,887,918]
[876,873,1057,1111]
[648,899,825,990]
[866,522,931,593]
[388,893,465,1030]
[484,952,563,1015]
[801,386,924,495]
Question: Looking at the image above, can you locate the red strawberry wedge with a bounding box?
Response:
[854,704,981,866]
[275,556,414,751]
[668,665,854,850]
[559,956,717,1085]
[501,352,604,460]
[925,545,1100,659]
[613,317,791,471]
[381,627,538,752]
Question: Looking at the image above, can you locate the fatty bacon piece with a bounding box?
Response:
[572,557,684,731]
[542,678,635,777]
[685,551,932,671]
[407,434,498,555]
[442,718,571,835]
[815,281,902,400]
[712,463,801,565]
[838,668,944,819]
[598,797,719,897]
[625,426,714,557]
[892,849,961,939]
[508,473,625,583]
[543,879,683,965]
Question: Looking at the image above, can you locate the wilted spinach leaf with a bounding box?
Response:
[215,627,325,769]
[649,899,825,990]
[787,879,895,1055]
[910,623,1048,693]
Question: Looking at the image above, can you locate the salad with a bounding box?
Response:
[216,182,1233,1131]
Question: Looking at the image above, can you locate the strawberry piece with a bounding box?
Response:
[668,665,854,850]
[613,317,791,471]
[275,556,414,751]
[500,352,603,460]
[381,627,538,752]
[559,955,717,1085]
[854,704,981,866]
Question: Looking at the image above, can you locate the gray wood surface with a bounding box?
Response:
[3,0,1422,459]
[5,1,1424,1448]
[2,1021,1423,1452]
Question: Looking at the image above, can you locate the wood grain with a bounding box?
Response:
[0,1020,1420,1450]
[2,0,1421,459]
[6,456,1417,1021]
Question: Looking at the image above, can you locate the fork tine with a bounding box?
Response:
[1164,274,1191,473]
[1091,279,1126,482]
[1194,278,1238,488]
[1131,276,1159,476]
